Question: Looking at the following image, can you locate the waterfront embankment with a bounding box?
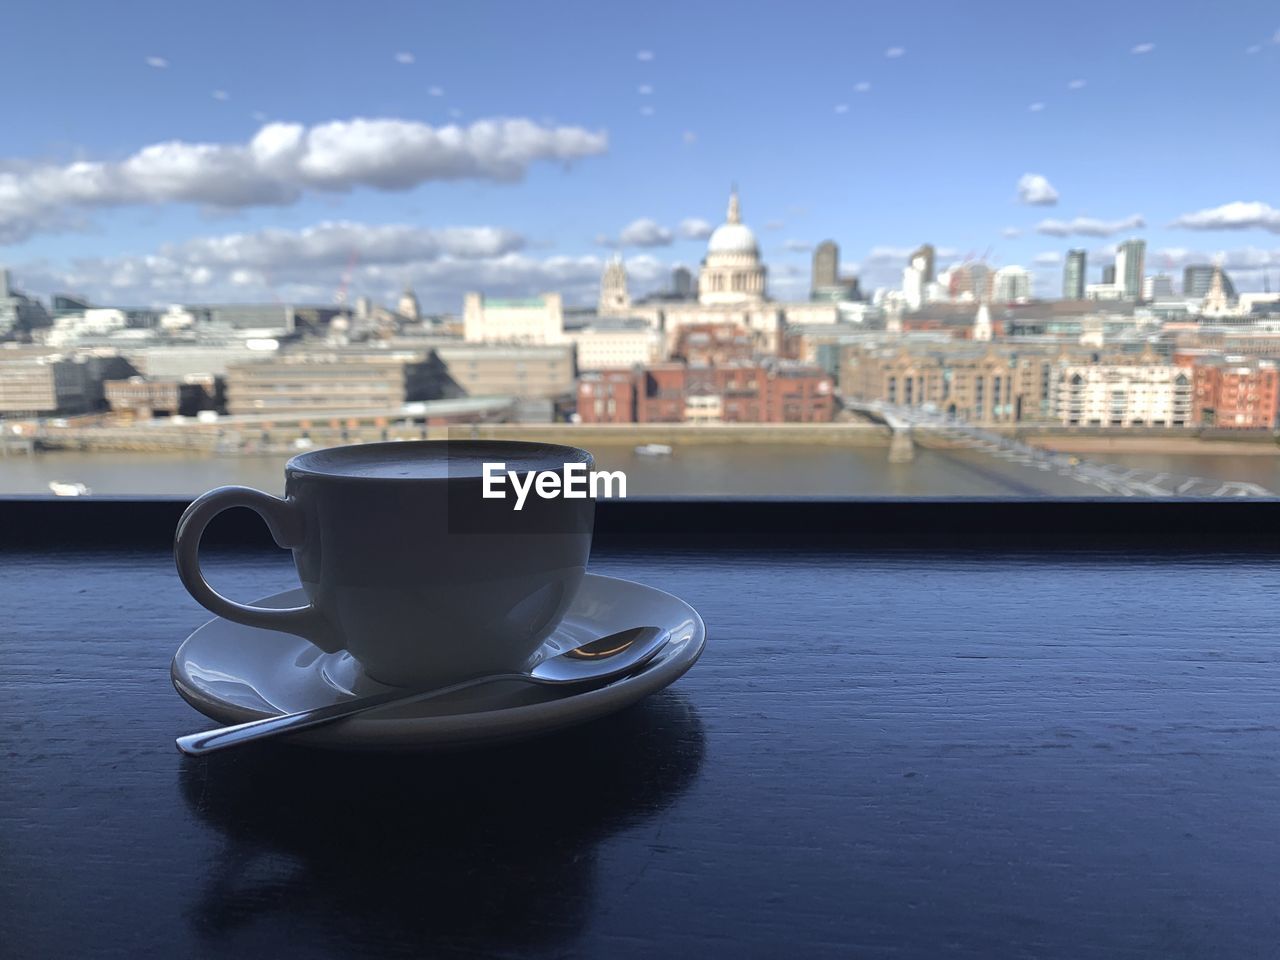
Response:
[1023,434,1280,456]
[4,418,895,456]
[452,421,892,446]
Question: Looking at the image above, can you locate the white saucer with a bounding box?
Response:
[172,573,705,751]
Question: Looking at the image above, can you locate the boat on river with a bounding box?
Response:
[634,443,673,457]
[48,481,91,497]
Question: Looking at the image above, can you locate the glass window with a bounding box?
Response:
[0,6,1274,500]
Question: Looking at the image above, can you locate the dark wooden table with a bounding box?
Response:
[4,544,1280,958]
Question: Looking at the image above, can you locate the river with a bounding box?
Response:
[5,443,1280,496]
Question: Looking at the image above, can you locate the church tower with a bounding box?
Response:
[1202,264,1232,318]
[972,303,992,342]
[599,256,631,316]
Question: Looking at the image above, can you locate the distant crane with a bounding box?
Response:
[335,250,361,305]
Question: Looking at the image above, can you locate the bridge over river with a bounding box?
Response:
[850,401,1275,498]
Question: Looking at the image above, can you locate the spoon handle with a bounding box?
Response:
[176,671,528,756]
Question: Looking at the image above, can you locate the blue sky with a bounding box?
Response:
[2,0,1278,310]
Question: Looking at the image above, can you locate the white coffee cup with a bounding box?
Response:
[175,440,595,687]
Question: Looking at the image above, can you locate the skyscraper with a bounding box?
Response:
[0,269,50,337]
[1143,274,1174,300]
[1102,264,1116,285]
[993,265,1031,303]
[1063,249,1086,300]
[910,244,936,283]
[812,241,839,291]
[672,266,693,297]
[1115,239,1146,301]
[1184,264,1237,299]
[949,262,992,302]
[902,262,924,310]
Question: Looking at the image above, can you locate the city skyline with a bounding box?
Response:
[1,0,1278,311]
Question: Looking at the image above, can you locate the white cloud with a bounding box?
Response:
[24,240,682,312]
[1033,251,1062,265]
[251,111,268,122]
[1017,173,1059,206]
[1067,79,1086,90]
[1028,102,1045,112]
[1002,226,1022,238]
[854,81,871,93]
[170,221,526,272]
[46,221,524,299]
[448,108,463,118]
[145,56,169,69]
[764,220,784,231]
[637,50,654,61]
[1036,214,1145,237]
[394,52,415,64]
[0,117,609,243]
[1171,201,1280,233]
[1247,44,1262,54]
[682,131,697,144]
[784,239,813,252]
[1152,247,1196,265]
[639,105,655,116]
[428,86,444,97]
[618,218,673,247]
[885,47,905,58]
[638,84,653,95]
[834,104,849,114]
[1131,42,1155,54]
[678,218,713,240]
[212,90,230,101]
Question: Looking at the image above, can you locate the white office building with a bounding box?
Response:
[1053,363,1192,427]
[902,263,925,311]
[1085,283,1125,301]
[1142,274,1174,300]
[1114,239,1146,301]
[463,293,565,344]
[566,320,662,370]
[992,266,1032,304]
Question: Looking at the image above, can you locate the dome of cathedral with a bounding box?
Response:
[697,187,767,305]
[707,222,759,256]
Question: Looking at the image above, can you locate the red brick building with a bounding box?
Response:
[577,361,834,424]
[576,369,637,424]
[1192,357,1280,429]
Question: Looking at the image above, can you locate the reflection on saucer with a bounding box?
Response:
[180,693,705,953]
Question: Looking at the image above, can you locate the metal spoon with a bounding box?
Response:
[176,625,670,756]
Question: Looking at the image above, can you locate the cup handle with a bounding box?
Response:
[174,486,341,652]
